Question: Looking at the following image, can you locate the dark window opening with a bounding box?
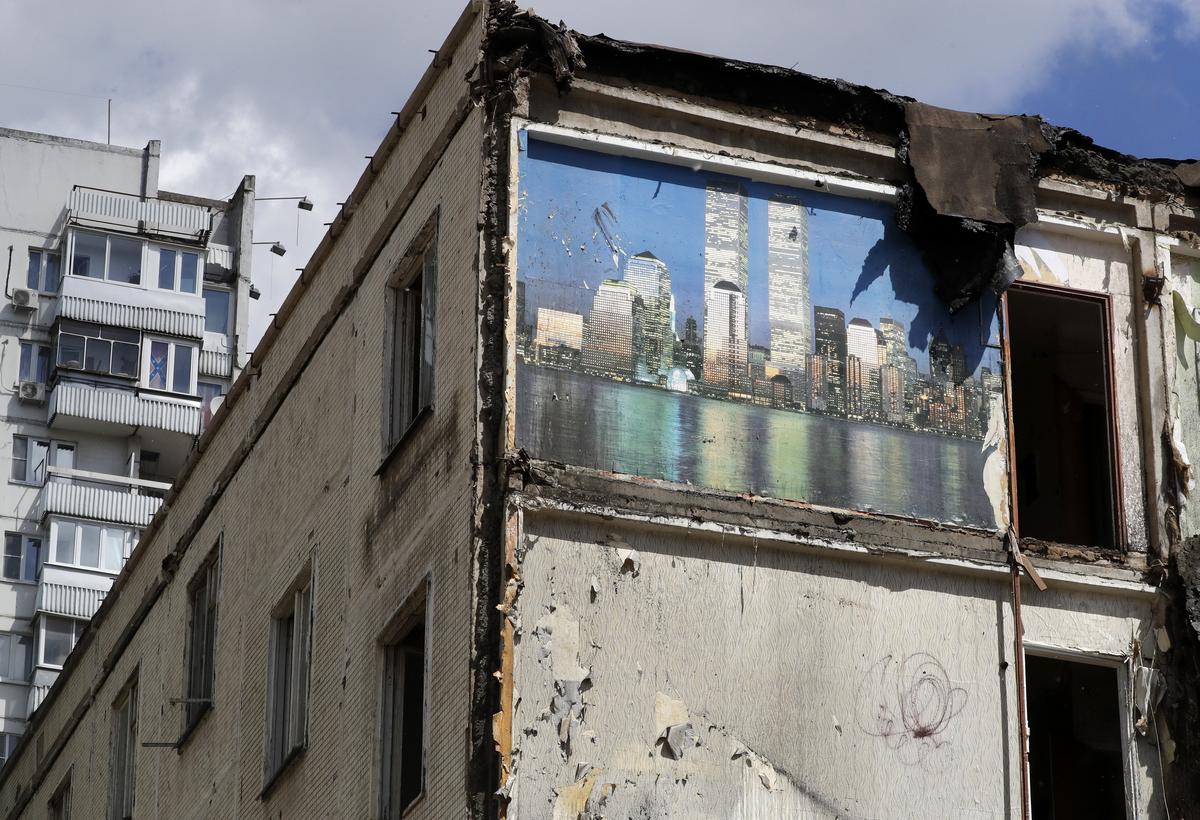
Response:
[1007,286,1117,548]
[1026,655,1126,818]
[381,620,426,818]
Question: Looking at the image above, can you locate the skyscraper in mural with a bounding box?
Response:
[847,318,881,419]
[702,179,750,390]
[623,251,675,379]
[582,279,643,378]
[814,306,848,414]
[703,281,750,392]
[766,195,811,386]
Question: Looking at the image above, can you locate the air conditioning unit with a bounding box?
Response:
[17,381,46,403]
[10,288,38,311]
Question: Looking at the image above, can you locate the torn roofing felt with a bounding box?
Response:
[492,3,1200,312]
[898,104,1051,313]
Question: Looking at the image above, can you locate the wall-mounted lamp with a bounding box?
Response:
[252,241,287,256]
[259,195,314,211]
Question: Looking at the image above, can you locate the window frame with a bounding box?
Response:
[49,519,133,575]
[55,320,141,380]
[39,615,85,669]
[48,771,72,820]
[382,212,439,461]
[107,673,138,820]
[2,532,41,584]
[262,569,314,793]
[0,631,33,683]
[181,541,222,740]
[18,340,51,384]
[70,230,144,287]
[152,244,202,295]
[202,287,233,335]
[0,732,20,769]
[1001,281,1125,550]
[1022,643,1136,819]
[26,247,61,293]
[141,335,198,396]
[10,436,76,487]
[376,575,431,820]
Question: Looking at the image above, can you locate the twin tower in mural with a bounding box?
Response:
[521,178,997,441]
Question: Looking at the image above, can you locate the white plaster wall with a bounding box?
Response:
[511,513,1164,819]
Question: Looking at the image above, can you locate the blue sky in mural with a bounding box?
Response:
[519,134,998,375]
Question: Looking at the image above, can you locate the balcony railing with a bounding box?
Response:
[68,186,213,242]
[35,465,169,528]
[49,381,202,437]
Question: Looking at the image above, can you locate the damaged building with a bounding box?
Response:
[1,1,1200,817]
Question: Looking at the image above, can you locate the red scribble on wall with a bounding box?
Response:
[854,652,968,769]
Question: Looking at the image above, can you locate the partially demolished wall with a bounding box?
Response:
[481,3,1200,816]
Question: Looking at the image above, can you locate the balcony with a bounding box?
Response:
[57,273,205,339]
[35,466,168,529]
[68,186,212,242]
[35,576,108,620]
[49,380,201,437]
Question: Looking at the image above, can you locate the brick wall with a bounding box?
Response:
[0,7,487,819]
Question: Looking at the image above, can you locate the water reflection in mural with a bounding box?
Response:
[515,134,1004,528]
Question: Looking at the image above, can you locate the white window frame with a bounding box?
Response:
[49,519,134,574]
[141,336,198,395]
[39,615,85,669]
[1022,643,1138,820]
[18,340,51,383]
[202,286,233,335]
[68,230,145,288]
[263,573,313,788]
[25,247,61,293]
[151,243,202,295]
[0,632,33,682]
[2,532,41,584]
[10,436,76,486]
[107,674,138,820]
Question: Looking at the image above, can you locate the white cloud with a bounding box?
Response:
[0,0,1194,345]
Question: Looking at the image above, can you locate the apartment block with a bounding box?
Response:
[2,2,1200,818]
[0,128,252,759]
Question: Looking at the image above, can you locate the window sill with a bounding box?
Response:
[43,560,121,577]
[260,743,306,801]
[375,405,432,476]
[174,702,213,751]
[0,578,38,587]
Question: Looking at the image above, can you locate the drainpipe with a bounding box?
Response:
[1000,293,1031,820]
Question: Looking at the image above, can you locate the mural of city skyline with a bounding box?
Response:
[516,134,1005,529]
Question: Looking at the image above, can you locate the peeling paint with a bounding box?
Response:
[551,765,602,820]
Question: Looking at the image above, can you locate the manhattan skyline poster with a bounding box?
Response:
[514,133,1006,530]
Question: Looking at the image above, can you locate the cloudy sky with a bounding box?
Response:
[2,0,1197,346]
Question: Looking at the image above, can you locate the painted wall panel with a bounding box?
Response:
[515,135,1005,529]
[510,515,1163,819]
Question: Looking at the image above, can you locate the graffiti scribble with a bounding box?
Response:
[854,652,967,769]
